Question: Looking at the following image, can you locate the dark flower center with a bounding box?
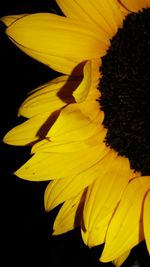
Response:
[99,8,150,175]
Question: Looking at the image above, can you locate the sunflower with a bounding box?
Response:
[2,0,150,266]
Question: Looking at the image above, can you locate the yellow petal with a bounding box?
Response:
[45,104,102,143]
[44,146,109,211]
[14,138,108,181]
[147,0,150,8]
[88,59,101,93]
[120,0,147,12]
[73,61,91,103]
[32,128,107,155]
[143,190,150,255]
[1,14,28,27]
[32,131,106,154]
[11,43,80,75]
[3,111,54,146]
[19,60,92,119]
[75,99,102,123]
[57,0,124,37]
[112,250,131,267]
[97,0,124,32]
[82,152,130,247]
[129,169,141,180]
[6,13,109,73]
[100,176,150,262]
[118,3,130,16]
[53,191,86,235]
[18,76,70,118]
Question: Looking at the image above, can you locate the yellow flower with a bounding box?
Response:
[2,0,150,266]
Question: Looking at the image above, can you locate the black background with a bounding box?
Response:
[0,1,149,266]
